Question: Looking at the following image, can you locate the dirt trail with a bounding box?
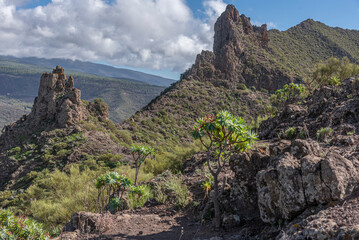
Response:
[59,205,237,240]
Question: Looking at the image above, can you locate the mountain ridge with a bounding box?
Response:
[1,55,176,87]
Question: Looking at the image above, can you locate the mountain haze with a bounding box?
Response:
[13,56,176,87]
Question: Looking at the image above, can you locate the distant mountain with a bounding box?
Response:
[3,56,176,87]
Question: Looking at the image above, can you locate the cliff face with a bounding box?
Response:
[182,5,294,92]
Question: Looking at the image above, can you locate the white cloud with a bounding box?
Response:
[203,0,227,18]
[4,0,33,7]
[0,0,229,75]
[251,20,277,29]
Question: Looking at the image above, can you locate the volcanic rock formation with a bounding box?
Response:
[0,66,87,149]
[181,4,295,91]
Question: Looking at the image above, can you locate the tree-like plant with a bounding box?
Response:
[130,144,155,185]
[95,172,132,212]
[191,110,257,229]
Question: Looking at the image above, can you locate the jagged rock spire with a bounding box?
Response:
[181,4,291,91]
[30,66,84,128]
[0,67,87,149]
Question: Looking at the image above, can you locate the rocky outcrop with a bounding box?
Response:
[30,66,85,128]
[0,67,116,189]
[229,76,359,228]
[277,188,359,239]
[259,76,359,140]
[230,139,359,224]
[0,66,88,150]
[181,4,296,91]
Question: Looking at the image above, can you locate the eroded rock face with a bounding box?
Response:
[0,66,87,149]
[277,188,359,240]
[29,66,85,128]
[181,4,295,92]
[230,139,359,223]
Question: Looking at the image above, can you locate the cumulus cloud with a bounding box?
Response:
[0,0,229,75]
[251,20,277,29]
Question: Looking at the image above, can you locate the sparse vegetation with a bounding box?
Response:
[306,57,359,91]
[316,127,333,142]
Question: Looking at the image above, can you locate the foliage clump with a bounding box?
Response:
[152,172,190,208]
[95,172,132,212]
[307,57,359,90]
[316,127,333,142]
[0,209,50,239]
[271,83,307,107]
[128,185,152,209]
[284,127,297,140]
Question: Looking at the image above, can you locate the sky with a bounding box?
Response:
[0,0,358,80]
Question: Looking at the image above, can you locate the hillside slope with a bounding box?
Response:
[269,19,359,78]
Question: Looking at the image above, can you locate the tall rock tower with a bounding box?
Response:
[0,66,87,149]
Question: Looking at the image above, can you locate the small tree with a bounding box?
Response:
[192,110,257,229]
[130,144,155,185]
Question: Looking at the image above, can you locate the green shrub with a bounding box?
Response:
[8,147,23,161]
[0,209,50,239]
[237,83,247,90]
[109,198,122,212]
[25,166,100,231]
[299,131,307,139]
[165,176,190,208]
[307,57,359,90]
[116,130,133,146]
[284,127,297,139]
[128,185,152,209]
[153,172,190,208]
[153,183,167,204]
[316,127,333,142]
[271,83,307,107]
[98,153,123,168]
